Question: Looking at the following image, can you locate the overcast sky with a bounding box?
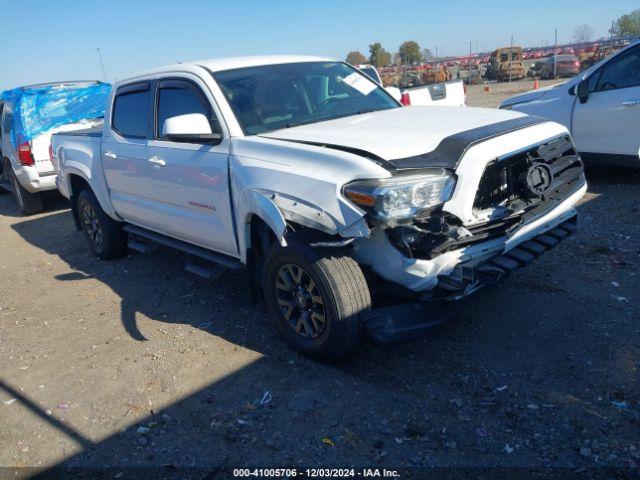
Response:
[0,0,636,90]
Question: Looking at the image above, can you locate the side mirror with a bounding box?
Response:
[162,113,222,144]
[576,79,589,104]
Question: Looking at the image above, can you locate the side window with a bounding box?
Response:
[156,80,220,138]
[2,109,13,138]
[112,83,151,138]
[587,69,601,92]
[596,46,640,92]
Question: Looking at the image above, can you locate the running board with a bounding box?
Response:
[127,237,149,253]
[184,261,226,280]
[123,224,243,271]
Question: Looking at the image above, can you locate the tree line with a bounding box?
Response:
[346,41,431,68]
[346,9,640,68]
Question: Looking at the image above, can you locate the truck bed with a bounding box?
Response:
[53,124,103,138]
[400,80,466,107]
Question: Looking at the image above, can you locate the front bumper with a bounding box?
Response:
[363,214,578,343]
[14,165,57,193]
[352,182,586,292]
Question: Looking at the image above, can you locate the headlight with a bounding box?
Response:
[342,170,456,220]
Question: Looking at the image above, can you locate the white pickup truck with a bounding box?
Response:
[52,56,586,360]
[357,65,466,107]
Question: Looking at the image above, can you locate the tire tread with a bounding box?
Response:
[263,238,371,361]
[77,189,127,260]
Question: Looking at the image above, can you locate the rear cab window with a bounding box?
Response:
[112,82,152,139]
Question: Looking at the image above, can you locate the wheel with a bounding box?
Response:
[77,189,127,260]
[8,166,43,215]
[263,239,371,361]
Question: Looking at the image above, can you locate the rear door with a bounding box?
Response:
[101,81,156,225]
[572,44,640,163]
[143,77,237,256]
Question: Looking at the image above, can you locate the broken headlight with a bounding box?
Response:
[342,170,456,220]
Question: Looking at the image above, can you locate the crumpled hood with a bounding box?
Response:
[260,105,533,162]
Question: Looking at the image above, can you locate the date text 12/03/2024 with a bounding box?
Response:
[232,468,401,477]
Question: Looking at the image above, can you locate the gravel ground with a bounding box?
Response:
[465,79,564,108]
[0,82,639,479]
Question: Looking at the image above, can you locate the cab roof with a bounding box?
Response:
[128,55,335,80]
[189,55,334,72]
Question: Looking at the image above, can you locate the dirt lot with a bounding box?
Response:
[465,79,564,108]
[1,80,639,479]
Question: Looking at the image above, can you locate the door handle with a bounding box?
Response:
[147,156,166,167]
[104,151,117,159]
[622,100,640,107]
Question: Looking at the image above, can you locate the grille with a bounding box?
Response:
[474,135,583,213]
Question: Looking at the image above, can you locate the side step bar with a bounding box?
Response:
[123,224,243,273]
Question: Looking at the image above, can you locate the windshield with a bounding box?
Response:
[359,67,380,83]
[212,61,399,135]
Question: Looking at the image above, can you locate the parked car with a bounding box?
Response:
[537,55,581,79]
[53,56,586,359]
[0,81,109,214]
[500,41,640,168]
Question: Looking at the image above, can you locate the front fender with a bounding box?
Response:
[237,189,288,263]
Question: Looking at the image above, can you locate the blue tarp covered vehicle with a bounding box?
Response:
[0,81,111,148]
[0,81,111,215]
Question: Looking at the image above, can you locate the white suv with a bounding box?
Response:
[501,41,640,168]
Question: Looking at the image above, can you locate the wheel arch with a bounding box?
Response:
[66,172,93,230]
[238,189,288,264]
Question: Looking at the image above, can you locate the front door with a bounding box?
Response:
[142,77,237,257]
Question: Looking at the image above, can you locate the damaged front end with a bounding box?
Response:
[348,135,586,342]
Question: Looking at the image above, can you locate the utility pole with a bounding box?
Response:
[509,34,513,83]
[96,48,108,82]
[610,19,614,47]
[553,28,558,78]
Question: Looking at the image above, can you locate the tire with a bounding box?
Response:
[77,189,128,260]
[8,166,43,215]
[263,238,371,361]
